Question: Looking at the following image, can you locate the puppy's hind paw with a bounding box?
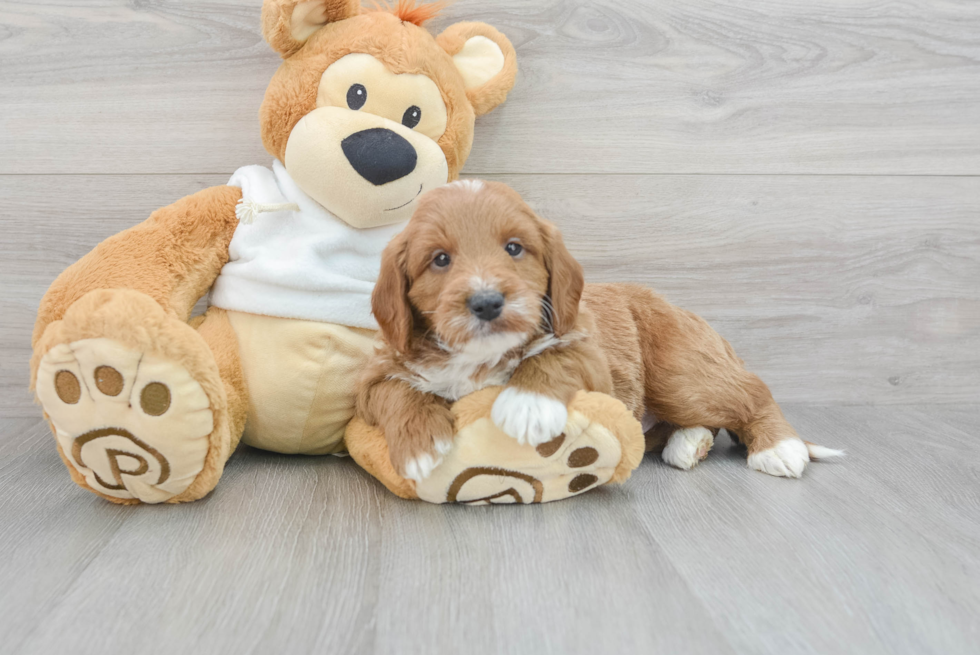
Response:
[748,437,810,478]
[662,426,714,470]
[491,387,568,447]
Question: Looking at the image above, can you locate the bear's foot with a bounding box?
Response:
[32,289,233,504]
[35,338,214,503]
[345,388,645,504]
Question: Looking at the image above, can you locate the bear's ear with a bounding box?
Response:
[437,22,517,116]
[262,0,362,58]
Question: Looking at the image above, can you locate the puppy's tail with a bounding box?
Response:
[804,441,845,460]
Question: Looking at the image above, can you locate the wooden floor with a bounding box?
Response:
[1,1,979,653]
[2,406,979,654]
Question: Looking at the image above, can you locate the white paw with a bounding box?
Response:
[402,451,443,483]
[491,388,568,447]
[748,437,810,478]
[662,426,714,470]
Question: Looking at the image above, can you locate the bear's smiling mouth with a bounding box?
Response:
[384,184,423,212]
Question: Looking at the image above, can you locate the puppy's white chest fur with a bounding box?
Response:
[401,332,527,401]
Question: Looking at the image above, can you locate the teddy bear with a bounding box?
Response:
[29,0,647,505]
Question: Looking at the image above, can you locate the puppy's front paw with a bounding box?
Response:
[402,451,444,483]
[491,387,568,447]
[747,437,810,478]
[387,406,455,483]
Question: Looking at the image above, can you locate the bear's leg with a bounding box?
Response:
[190,305,249,462]
[346,388,647,504]
[31,289,245,504]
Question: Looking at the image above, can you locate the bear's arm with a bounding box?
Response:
[32,185,243,347]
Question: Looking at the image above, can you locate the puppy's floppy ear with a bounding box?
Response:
[539,218,584,337]
[437,22,518,116]
[373,231,414,353]
[262,0,361,58]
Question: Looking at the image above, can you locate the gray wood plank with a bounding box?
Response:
[0,419,135,649]
[2,407,979,655]
[369,492,736,655]
[915,405,980,438]
[0,0,276,176]
[623,405,980,655]
[506,174,980,407]
[11,449,386,655]
[2,0,979,175]
[3,173,977,418]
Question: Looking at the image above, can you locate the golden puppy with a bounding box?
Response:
[356,180,842,481]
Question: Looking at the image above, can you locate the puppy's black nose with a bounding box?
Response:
[467,291,505,322]
[341,128,417,186]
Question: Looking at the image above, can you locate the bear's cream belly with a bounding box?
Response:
[225,310,378,455]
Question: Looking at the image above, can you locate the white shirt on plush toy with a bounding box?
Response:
[210,160,406,328]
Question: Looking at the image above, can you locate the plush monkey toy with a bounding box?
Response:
[30,0,644,505]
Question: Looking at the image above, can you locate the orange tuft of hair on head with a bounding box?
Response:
[369,0,448,27]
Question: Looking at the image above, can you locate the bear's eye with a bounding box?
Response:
[402,105,422,129]
[432,251,451,269]
[347,84,367,110]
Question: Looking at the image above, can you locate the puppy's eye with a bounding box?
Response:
[505,242,524,257]
[347,84,367,110]
[432,252,451,268]
[402,105,422,129]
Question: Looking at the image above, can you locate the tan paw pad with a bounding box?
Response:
[36,338,213,503]
[415,409,622,505]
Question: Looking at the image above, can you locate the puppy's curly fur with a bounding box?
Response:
[357,180,841,481]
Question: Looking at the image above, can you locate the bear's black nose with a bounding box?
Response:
[341,128,417,186]
[467,291,505,322]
